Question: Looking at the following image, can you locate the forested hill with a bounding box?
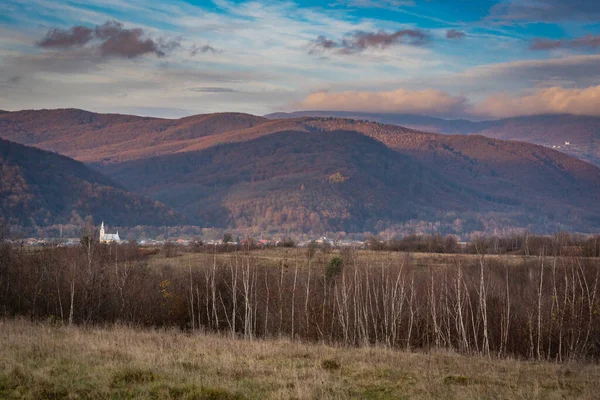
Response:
[268,111,600,168]
[0,138,183,227]
[98,130,600,234]
[2,108,600,234]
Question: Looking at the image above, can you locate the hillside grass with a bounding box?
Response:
[1,319,600,399]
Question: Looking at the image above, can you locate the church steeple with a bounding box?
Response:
[100,221,105,242]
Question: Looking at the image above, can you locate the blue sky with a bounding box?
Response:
[1,0,599,119]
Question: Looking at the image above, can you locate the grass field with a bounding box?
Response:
[145,247,550,270]
[1,319,600,399]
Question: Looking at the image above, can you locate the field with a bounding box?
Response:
[2,318,600,400]
[146,247,541,270]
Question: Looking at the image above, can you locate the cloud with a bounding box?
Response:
[298,87,467,115]
[439,54,600,93]
[298,82,600,119]
[311,29,429,54]
[333,0,415,9]
[36,20,180,58]
[311,36,338,51]
[489,0,600,23]
[190,44,219,56]
[472,85,600,118]
[0,76,23,88]
[530,34,600,51]
[38,26,94,48]
[187,87,238,93]
[446,29,466,40]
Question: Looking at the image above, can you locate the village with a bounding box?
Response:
[7,221,365,249]
[8,235,366,249]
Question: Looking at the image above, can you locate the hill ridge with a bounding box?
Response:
[0,138,183,227]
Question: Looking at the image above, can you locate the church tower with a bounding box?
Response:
[100,221,105,242]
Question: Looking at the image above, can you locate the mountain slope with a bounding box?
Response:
[0,109,267,163]
[0,138,182,227]
[98,130,482,232]
[268,111,600,167]
[98,130,600,234]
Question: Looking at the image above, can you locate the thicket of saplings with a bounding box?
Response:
[1,232,599,362]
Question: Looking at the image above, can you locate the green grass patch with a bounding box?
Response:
[112,368,156,386]
[444,375,472,386]
[321,359,341,371]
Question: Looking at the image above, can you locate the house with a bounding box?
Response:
[99,222,121,243]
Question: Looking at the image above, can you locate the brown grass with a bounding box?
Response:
[1,319,599,399]
[147,247,593,270]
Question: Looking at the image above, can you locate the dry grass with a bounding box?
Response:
[147,248,588,271]
[1,319,599,399]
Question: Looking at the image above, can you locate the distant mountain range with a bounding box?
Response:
[0,138,182,227]
[1,108,599,235]
[267,111,600,168]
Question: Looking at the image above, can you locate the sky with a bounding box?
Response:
[1,0,600,119]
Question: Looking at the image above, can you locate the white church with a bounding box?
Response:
[99,222,121,243]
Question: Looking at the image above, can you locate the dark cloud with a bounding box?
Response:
[190,44,219,56]
[530,34,600,51]
[309,36,339,54]
[346,29,428,49]
[446,29,466,40]
[311,29,429,54]
[188,87,238,93]
[37,26,94,48]
[94,20,124,39]
[36,20,180,58]
[100,30,161,58]
[489,0,600,22]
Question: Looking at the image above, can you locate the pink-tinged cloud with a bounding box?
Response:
[298,88,467,115]
[472,86,600,118]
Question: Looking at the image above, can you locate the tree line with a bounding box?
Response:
[367,232,600,257]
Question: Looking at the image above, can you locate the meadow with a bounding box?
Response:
[2,318,600,399]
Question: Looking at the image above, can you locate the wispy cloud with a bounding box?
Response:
[488,0,600,23]
[187,87,239,93]
[190,44,219,56]
[310,29,429,54]
[333,0,415,10]
[446,29,466,40]
[530,34,600,51]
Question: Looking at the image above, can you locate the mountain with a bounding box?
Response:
[0,138,182,227]
[98,129,600,234]
[268,112,600,167]
[0,109,267,163]
[2,108,600,234]
[99,130,478,233]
